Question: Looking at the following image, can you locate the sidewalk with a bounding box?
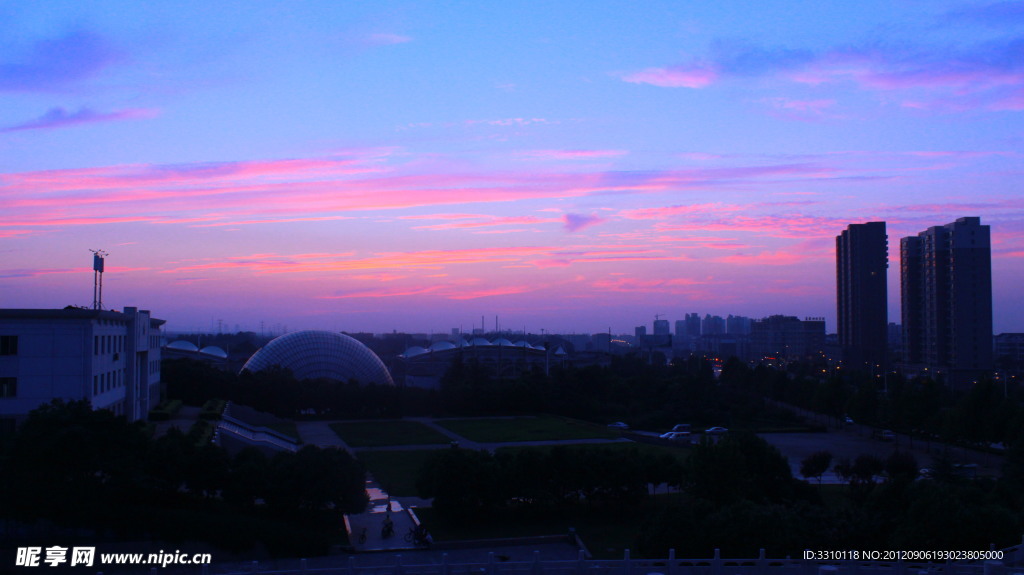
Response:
[295,420,426,552]
[344,477,425,552]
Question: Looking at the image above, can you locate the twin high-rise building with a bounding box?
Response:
[901,217,993,383]
[836,222,890,371]
[837,217,993,385]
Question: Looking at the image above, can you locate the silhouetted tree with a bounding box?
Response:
[800,450,833,487]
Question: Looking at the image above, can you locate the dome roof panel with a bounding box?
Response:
[166,340,199,351]
[241,330,393,385]
[199,345,227,358]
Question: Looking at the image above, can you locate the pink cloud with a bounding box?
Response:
[410,215,558,231]
[190,216,353,227]
[1,155,846,239]
[712,250,814,266]
[321,286,445,299]
[159,246,555,276]
[446,286,536,300]
[656,214,848,240]
[590,276,714,295]
[621,203,740,220]
[622,65,718,88]
[529,259,573,268]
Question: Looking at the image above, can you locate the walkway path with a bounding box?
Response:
[294,417,629,552]
[294,420,425,552]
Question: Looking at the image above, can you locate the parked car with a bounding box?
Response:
[671,424,692,433]
[705,426,729,435]
[607,421,629,430]
[660,431,690,442]
[880,429,896,441]
[844,416,855,425]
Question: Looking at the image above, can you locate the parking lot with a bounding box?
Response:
[760,424,1004,482]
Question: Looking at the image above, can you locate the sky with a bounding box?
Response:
[2,1,1024,335]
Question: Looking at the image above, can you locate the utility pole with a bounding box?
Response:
[90,249,107,310]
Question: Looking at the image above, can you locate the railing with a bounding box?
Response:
[213,402,301,452]
[208,544,1024,575]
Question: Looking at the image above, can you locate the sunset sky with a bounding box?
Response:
[3,1,1023,335]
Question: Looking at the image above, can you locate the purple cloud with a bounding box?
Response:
[563,213,606,232]
[623,35,1024,111]
[2,107,158,133]
[0,30,123,92]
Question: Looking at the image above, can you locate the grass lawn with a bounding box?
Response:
[435,415,618,443]
[329,420,452,448]
[496,441,689,466]
[356,449,444,497]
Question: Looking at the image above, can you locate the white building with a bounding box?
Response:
[0,307,164,429]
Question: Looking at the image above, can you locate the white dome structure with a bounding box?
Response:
[402,346,429,358]
[166,340,199,352]
[242,330,393,385]
[199,345,228,358]
[430,341,457,352]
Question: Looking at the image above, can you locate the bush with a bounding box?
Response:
[149,399,183,421]
[200,399,226,420]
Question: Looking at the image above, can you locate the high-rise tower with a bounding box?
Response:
[836,222,889,371]
[900,217,992,385]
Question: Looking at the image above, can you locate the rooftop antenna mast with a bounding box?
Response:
[90,249,108,310]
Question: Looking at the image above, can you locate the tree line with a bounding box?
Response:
[0,400,367,556]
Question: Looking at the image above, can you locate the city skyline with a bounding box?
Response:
[3,1,1024,334]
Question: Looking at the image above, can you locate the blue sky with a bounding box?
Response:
[2,1,1023,334]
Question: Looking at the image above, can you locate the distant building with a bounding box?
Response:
[995,333,1024,372]
[653,319,670,335]
[702,314,725,335]
[901,217,992,385]
[726,314,752,335]
[750,315,826,363]
[684,313,701,337]
[394,337,557,388]
[634,326,647,340]
[836,222,889,372]
[0,307,164,429]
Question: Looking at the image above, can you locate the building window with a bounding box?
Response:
[0,377,16,398]
[0,336,17,356]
